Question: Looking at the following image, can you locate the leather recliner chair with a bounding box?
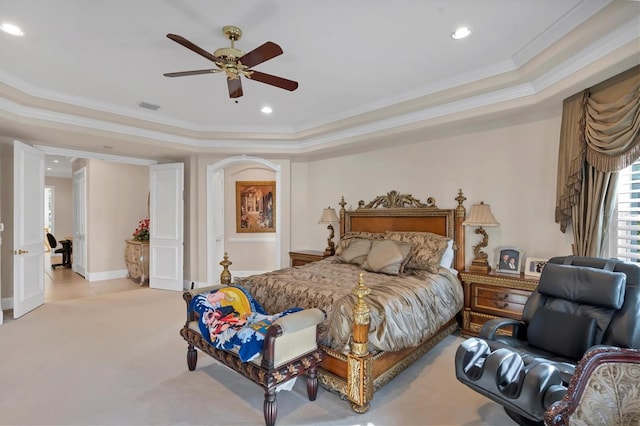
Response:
[454,256,640,425]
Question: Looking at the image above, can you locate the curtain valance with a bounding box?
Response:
[555,66,640,234]
[585,81,640,172]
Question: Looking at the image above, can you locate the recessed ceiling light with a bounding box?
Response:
[53,160,60,163]
[451,27,471,40]
[1,23,24,36]
[261,106,273,114]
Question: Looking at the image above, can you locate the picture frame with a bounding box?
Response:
[495,246,525,274]
[524,257,548,277]
[236,181,276,233]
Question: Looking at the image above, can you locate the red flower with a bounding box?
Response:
[132,218,150,241]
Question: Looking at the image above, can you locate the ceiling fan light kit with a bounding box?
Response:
[164,25,298,99]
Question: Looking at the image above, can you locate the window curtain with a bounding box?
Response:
[555,65,640,257]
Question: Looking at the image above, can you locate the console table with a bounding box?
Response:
[125,239,149,284]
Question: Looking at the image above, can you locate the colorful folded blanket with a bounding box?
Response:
[189,286,301,362]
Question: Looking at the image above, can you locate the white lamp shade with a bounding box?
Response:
[462,202,499,227]
[319,207,340,223]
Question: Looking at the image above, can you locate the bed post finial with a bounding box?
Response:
[220,252,232,285]
[339,196,347,235]
[456,189,466,211]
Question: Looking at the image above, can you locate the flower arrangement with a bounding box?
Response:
[132,218,150,241]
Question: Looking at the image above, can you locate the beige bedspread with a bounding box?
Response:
[241,258,464,353]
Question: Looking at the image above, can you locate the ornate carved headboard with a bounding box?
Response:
[338,190,467,271]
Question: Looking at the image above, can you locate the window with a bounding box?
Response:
[610,159,640,262]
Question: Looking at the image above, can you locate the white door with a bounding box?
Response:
[72,168,87,277]
[149,163,183,291]
[13,141,45,318]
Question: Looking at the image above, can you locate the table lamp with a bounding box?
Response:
[462,201,499,274]
[319,207,340,256]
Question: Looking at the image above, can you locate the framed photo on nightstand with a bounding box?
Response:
[495,246,525,274]
[524,257,548,277]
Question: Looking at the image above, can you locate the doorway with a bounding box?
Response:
[38,147,157,293]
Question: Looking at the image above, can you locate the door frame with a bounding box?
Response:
[72,167,87,277]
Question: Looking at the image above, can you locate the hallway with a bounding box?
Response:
[44,253,144,303]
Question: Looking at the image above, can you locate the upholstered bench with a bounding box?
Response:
[180,284,326,426]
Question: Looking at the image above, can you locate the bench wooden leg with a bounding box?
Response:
[264,389,277,426]
[307,365,318,401]
[187,344,197,371]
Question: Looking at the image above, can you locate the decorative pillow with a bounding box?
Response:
[334,238,371,266]
[335,231,384,256]
[361,240,413,276]
[527,307,597,360]
[384,231,451,273]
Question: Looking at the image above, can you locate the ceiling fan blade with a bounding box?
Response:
[228,77,243,98]
[164,69,221,77]
[239,42,283,68]
[166,33,220,64]
[248,71,298,91]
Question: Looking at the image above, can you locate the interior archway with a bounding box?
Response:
[206,156,282,284]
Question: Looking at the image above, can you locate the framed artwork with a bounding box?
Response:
[236,181,276,233]
[495,246,525,274]
[524,257,548,277]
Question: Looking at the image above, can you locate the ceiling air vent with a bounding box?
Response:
[138,101,160,111]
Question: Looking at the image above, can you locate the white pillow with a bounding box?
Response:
[440,240,455,268]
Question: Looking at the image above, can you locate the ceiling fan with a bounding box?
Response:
[164,25,298,99]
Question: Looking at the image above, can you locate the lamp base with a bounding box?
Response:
[469,258,491,274]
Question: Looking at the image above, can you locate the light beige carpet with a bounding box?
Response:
[0,287,516,426]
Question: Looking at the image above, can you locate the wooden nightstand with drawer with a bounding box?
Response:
[289,250,326,267]
[459,270,539,337]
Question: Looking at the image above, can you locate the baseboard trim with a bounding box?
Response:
[86,269,128,282]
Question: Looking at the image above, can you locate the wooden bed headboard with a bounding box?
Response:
[338,190,467,271]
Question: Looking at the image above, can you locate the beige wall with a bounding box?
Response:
[184,109,574,283]
[0,107,580,299]
[84,159,149,274]
[45,177,72,240]
[291,110,574,269]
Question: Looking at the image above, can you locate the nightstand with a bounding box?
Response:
[459,270,539,337]
[289,250,326,267]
